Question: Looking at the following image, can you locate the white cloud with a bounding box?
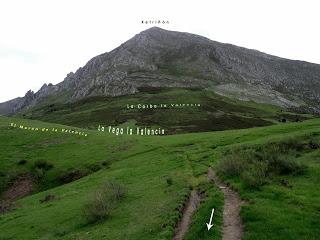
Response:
[0,0,319,102]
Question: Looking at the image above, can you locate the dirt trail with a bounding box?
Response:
[174,189,201,240]
[208,167,244,240]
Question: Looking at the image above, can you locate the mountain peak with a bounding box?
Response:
[144,26,164,32]
[1,28,320,115]
[133,26,168,40]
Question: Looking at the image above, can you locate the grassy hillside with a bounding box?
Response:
[1,116,320,239]
[19,88,311,134]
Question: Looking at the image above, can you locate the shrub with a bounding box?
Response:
[53,226,69,237]
[101,160,111,167]
[33,168,44,180]
[83,180,126,223]
[217,138,309,188]
[39,194,56,203]
[261,138,306,155]
[270,156,306,175]
[241,162,268,188]
[17,159,27,165]
[103,180,126,201]
[86,163,102,172]
[166,177,173,186]
[217,150,250,176]
[277,138,305,152]
[308,138,320,149]
[34,160,53,171]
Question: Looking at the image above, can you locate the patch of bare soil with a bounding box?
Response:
[208,167,245,240]
[0,175,34,214]
[59,170,89,184]
[174,190,202,240]
[1,175,34,201]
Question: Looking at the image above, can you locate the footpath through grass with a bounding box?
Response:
[0,116,320,239]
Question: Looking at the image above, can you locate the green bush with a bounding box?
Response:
[83,180,126,223]
[86,163,102,172]
[34,160,53,171]
[276,138,305,152]
[269,156,306,175]
[53,227,68,237]
[101,160,111,167]
[217,151,248,176]
[217,137,310,188]
[17,159,27,165]
[308,138,320,149]
[166,177,173,186]
[241,162,268,188]
[33,168,44,180]
[103,180,127,201]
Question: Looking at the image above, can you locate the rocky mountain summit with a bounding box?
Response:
[1,27,320,115]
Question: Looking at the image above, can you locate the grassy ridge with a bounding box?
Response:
[19,88,311,134]
[0,116,320,239]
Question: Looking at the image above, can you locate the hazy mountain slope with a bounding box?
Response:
[1,27,320,115]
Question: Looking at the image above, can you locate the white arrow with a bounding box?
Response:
[206,208,215,231]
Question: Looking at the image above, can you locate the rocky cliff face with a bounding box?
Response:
[1,27,320,115]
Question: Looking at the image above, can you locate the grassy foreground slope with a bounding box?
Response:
[0,116,221,240]
[0,116,320,239]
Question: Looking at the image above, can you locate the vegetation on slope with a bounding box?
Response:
[0,116,320,239]
[19,88,311,134]
[215,135,320,240]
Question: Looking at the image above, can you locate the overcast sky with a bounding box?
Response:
[0,0,319,102]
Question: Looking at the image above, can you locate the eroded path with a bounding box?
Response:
[208,167,244,240]
[173,168,244,240]
[174,189,201,240]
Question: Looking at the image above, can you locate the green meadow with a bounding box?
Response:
[1,115,320,239]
